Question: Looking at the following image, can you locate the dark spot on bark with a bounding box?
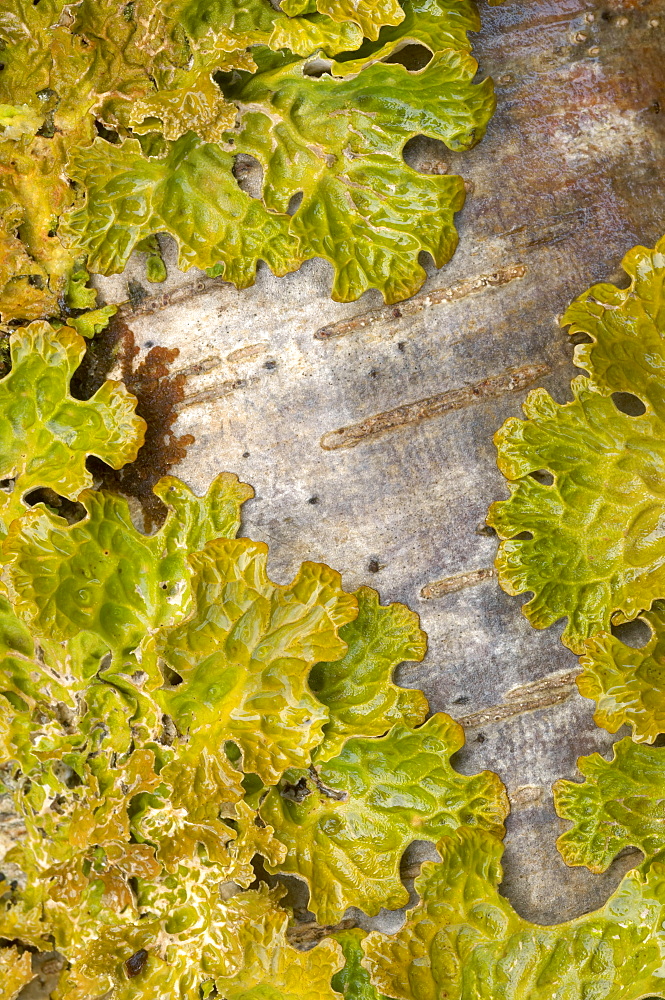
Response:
[367,559,380,573]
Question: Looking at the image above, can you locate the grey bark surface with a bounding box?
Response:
[4,0,663,951]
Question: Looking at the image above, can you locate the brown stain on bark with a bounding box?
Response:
[72,315,194,529]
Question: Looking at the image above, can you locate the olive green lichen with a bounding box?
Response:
[485,236,665,1000]
[365,828,665,1000]
[1,4,664,995]
[488,236,665,654]
[0,0,494,311]
[0,317,510,997]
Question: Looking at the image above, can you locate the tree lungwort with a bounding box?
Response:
[0,0,495,311]
[0,316,511,996]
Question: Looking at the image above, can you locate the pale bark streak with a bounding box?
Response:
[421,566,495,599]
[457,668,580,729]
[314,264,527,340]
[320,363,549,450]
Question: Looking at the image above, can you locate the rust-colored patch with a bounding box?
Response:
[71,315,194,529]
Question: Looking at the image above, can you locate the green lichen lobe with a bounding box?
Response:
[0,317,510,997]
[0,0,494,310]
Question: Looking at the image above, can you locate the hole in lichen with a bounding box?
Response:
[611,617,652,649]
[511,531,533,540]
[160,714,177,745]
[529,469,554,486]
[280,776,311,802]
[568,331,593,346]
[303,58,332,77]
[287,191,303,215]
[23,488,86,523]
[71,315,195,531]
[402,135,449,174]
[52,761,82,789]
[160,662,183,688]
[233,153,264,200]
[611,392,646,416]
[383,43,433,71]
[94,120,120,144]
[36,117,55,138]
